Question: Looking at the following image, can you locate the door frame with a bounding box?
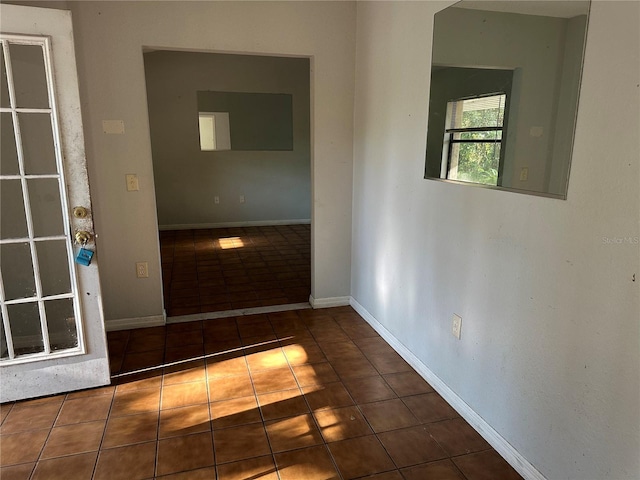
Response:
[141,48,314,319]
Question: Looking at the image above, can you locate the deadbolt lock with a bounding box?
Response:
[73,206,89,218]
[75,230,92,245]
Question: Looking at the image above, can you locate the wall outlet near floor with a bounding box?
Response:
[125,174,139,191]
[136,262,149,278]
[239,195,245,204]
[520,167,529,181]
[214,196,220,204]
[452,314,462,339]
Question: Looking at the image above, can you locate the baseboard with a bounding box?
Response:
[166,303,311,324]
[105,313,166,332]
[349,297,546,480]
[159,219,311,231]
[309,295,351,309]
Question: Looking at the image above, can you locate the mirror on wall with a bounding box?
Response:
[425,0,590,198]
[197,91,293,152]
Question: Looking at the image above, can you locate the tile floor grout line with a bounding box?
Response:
[153,336,168,479]
[26,391,68,479]
[87,386,117,480]
[202,343,218,479]
[276,310,348,480]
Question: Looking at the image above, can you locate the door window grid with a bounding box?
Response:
[0,35,84,364]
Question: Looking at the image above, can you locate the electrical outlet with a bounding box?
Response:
[136,262,149,278]
[126,174,139,191]
[452,314,462,339]
[520,167,529,181]
[239,195,245,204]
[214,196,220,204]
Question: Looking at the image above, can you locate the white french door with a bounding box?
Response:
[0,5,110,402]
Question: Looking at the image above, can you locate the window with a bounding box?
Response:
[442,93,506,186]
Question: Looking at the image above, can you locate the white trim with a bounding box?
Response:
[158,219,311,231]
[349,297,547,480]
[309,295,351,309]
[167,302,311,324]
[105,313,166,332]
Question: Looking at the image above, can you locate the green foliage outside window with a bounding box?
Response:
[448,96,505,186]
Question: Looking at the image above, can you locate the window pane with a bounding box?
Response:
[458,130,502,141]
[0,46,10,108]
[28,178,64,237]
[449,94,506,130]
[37,240,71,297]
[0,315,8,359]
[7,302,44,356]
[0,179,28,239]
[9,43,49,109]
[45,299,78,351]
[18,113,57,175]
[450,142,500,186]
[1,113,19,175]
[1,242,36,300]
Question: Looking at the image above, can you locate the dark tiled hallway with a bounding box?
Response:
[0,307,522,479]
[160,225,311,317]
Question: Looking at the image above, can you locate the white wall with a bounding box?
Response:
[144,51,311,229]
[352,1,639,479]
[66,1,355,324]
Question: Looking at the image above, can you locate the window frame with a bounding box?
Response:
[441,92,507,186]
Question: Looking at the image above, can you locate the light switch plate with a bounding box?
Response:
[452,314,462,339]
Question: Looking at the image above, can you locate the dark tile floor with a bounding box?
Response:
[0,306,522,479]
[160,225,311,317]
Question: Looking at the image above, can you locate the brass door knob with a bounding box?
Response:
[75,230,92,245]
[73,206,89,218]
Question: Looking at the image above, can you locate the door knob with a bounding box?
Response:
[73,206,89,218]
[75,230,92,245]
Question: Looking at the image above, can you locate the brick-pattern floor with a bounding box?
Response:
[160,224,311,317]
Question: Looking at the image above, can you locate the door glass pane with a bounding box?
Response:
[0,46,9,108]
[37,240,71,297]
[28,178,64,237]
[45,299,78,351]
[1,179,28,239]
[8,43,49,109]
[7,302,44,356]
[18,113,57,175]
[1,113,19,175]
[0,315,8,359]
[1,242,36,300]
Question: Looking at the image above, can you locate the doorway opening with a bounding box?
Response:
[142,50,312,319]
